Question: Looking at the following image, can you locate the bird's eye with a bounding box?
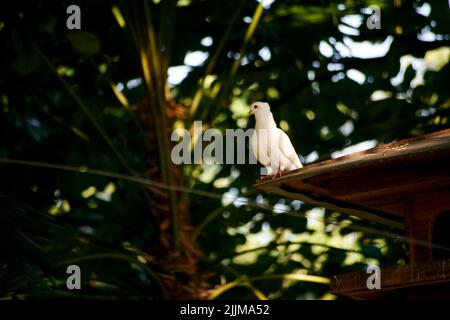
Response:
[254,105,258,109]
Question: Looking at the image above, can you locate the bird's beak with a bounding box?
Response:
[248,109,254,115]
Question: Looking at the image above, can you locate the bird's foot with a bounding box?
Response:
[260,170,284,180]
[272,169,283,179]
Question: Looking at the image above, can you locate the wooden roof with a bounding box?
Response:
[331,258,450,299]
[255,129,450,229]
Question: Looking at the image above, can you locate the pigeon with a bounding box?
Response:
[249,102,302,178]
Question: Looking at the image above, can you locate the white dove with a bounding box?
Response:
[249,102,303,178]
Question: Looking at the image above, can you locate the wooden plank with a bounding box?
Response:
[255,129,450,190]
[362,201,405,217]
[254,129,450,227]
[331,259,450,298]
[258,183,404,229]
[334,177,450,204]
[320,158,450,198]
[404,199,416,263]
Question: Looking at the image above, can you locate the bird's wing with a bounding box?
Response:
[277,129,302,169]
[250,131,270,167]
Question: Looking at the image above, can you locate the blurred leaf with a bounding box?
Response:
[66,32,100,56]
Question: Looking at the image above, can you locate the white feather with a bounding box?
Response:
[249,102,302,175]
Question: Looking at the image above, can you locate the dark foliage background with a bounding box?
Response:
[0,0,449,299]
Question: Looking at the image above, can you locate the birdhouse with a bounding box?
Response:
[255,128,450,299]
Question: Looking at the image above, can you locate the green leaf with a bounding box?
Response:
[39,17,57,34]
[66,32,100,56]
[11,52,41,75]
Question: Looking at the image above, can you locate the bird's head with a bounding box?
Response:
[249,102,270,116]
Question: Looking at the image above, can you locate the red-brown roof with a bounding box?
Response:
[255,129,450,228]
